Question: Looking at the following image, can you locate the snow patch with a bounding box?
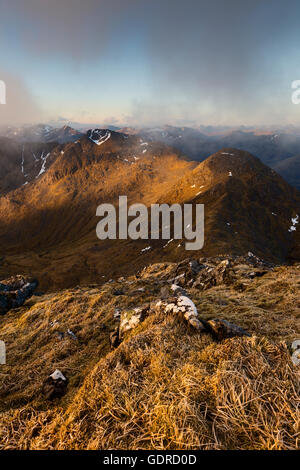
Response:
[21,145,25,175]
[177,296,198,316]
[89,129,111,146]
[141,246,151,253]
[163,239,173,248]
[37,151,50,177]
[288,214,299,233]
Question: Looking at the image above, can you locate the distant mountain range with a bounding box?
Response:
[132,126,300,190]
[0,124,83,144]
[1,123,299,190]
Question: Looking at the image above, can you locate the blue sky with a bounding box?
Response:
[1,0,300,127]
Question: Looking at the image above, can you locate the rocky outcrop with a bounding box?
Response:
[192,260,234,289]
[110,281,250,348]
[170,258,235,290]
[108,258,258,349]
[152,293,250,339]
[0,275,38,315]
[165,255,275,291]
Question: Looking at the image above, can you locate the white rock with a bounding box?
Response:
[291,340,300,351]
[291,340,300,366]
[50,369,66,381]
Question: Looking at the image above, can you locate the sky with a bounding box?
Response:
[1,0,300,127]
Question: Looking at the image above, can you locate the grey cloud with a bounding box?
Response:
[128,0,300,125]
[1,0,138,59]
[1,0,300,125]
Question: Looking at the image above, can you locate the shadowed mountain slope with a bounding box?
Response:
[0,137,57,195]
[273,154,300,191]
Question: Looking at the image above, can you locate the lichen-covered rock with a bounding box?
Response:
[0,275,38,315]
[291,340,300,366]
[153,296,206,331]
[160,286,172,299]
[119,304,149,338]
[170,284,187,296]
[206,319,251,341]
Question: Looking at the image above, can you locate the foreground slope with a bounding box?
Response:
[0,257,299,449]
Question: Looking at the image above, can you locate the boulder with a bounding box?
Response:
[291,340,300,366]
[42,369,68,400]
[170,284,187,297]
[205,319,251,341]
[160,286,172,299]
[110,327,120,349]
[153,296,206,331]
[0,275,38,315]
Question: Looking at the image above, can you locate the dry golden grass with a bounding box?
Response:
[0,263,299,449]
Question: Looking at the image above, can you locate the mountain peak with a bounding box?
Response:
[201,148,265,174]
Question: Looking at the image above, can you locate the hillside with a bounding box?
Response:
[159,148,300,263]
[0,131,195,289]
[273,155,300,191]
[0,137,57,195]
[0,256,299,450]
[0,142,299,291]
[128,126,300,190]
